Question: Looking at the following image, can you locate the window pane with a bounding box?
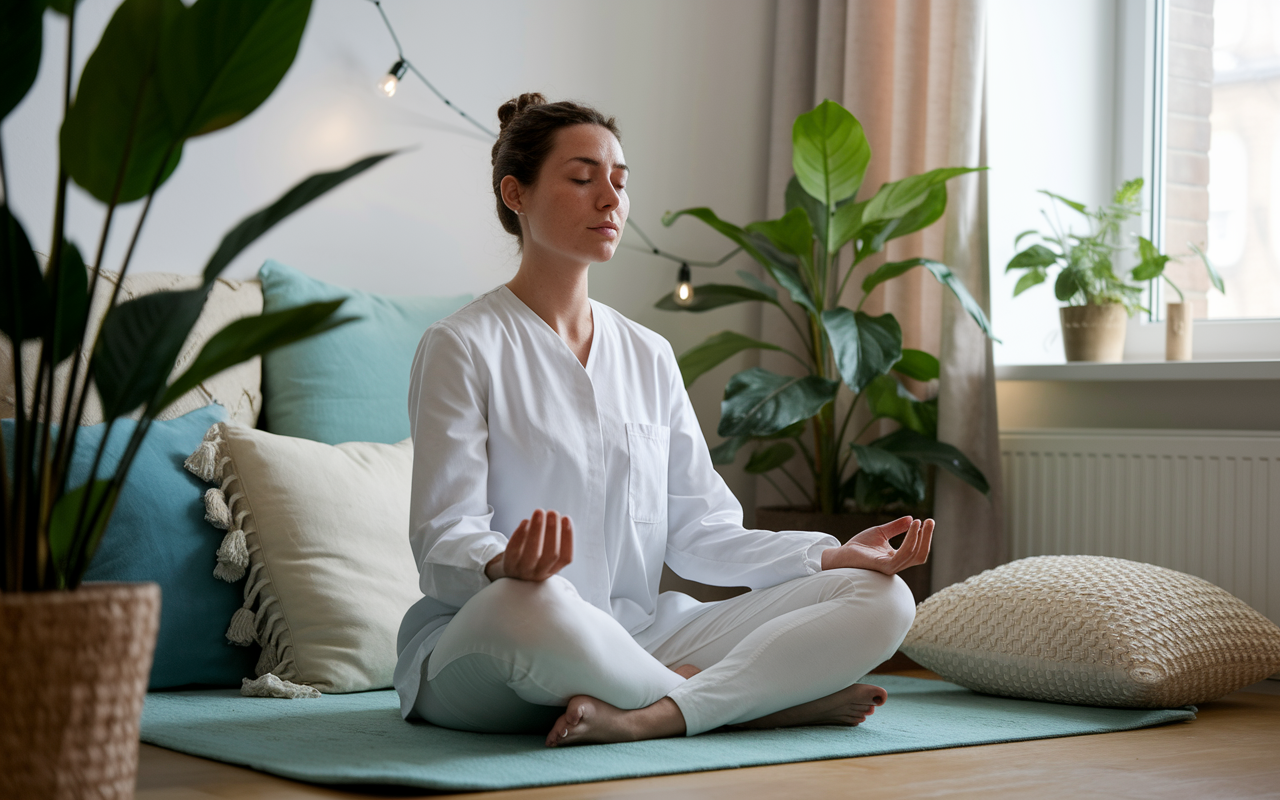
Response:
[1202,0,1280,319]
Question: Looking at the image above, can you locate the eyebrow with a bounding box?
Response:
[567,156,628,172]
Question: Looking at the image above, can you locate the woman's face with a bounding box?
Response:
[503,124,629,266]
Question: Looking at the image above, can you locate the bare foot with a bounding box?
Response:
[733,683,888,729]
[545,695,685,747]
[672,663,701,679]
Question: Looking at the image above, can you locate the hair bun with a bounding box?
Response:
[497,92,548,131]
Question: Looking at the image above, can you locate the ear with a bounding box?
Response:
[500,175,524,216]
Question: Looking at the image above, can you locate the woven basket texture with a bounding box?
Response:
[901,555,1280,708]
[0,582,160,799]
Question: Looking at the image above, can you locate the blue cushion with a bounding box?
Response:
[2,404,256,689]
[258,260,472,445]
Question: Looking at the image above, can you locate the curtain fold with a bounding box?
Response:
[763,0,1003,589]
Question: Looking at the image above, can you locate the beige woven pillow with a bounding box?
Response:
[901,555,1280,708]
[0,271,263,427]
[186,422,421,693]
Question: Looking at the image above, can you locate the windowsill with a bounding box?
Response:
[995,359,1280,382]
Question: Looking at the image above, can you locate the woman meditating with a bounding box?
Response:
[394,93,932,746]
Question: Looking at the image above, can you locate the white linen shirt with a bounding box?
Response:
[393,285,838,718]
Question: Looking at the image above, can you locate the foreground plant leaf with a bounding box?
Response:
[718,367,837,438]
[1,205,47,343]
[792,99,870,208]
[655,283,778,313]
[822,308,902,394]
[0,0,45,122]
[678,330,784,389]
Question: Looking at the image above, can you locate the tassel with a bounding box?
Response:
[204,488,231,529]
[225,606,257,645]
[184,425,223,481]
[256,645,279,677]
[240,674,320,699]
[213,529,248,582]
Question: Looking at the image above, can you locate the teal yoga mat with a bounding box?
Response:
[140,676,1195,791]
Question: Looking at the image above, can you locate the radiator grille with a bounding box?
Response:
[1000,429,1280,628]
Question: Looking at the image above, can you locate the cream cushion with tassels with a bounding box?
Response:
[901,555,1280,708]
[0,270,263,427]
[186,422,420,694]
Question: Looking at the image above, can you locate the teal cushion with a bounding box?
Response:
[2,404,256,689]
[258,260,472,444]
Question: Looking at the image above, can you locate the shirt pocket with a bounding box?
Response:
[625,422,670,524]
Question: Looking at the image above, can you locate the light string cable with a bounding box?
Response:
[367,0,741,276]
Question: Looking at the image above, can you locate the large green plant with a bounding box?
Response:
[657,100,993,515]
[1005,177,1223,311]
[1,0,392,592]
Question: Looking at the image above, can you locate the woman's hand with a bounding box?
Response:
[485,508,574,582]
[820,516,934,576]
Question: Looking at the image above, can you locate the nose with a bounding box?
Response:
[597,182,621,211]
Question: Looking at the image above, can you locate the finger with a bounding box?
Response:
[535,510,562,576]
[521,509,546,577]
[915,518,934,564]
[875,515,914,543]
[505,519,529,573]
[558,516,574,570]
[891,519,922,571]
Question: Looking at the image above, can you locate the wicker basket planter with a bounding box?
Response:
[0,582,160,799]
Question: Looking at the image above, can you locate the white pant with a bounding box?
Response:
[414,568,916,736]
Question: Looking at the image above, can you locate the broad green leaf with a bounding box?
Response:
[1007,244,1059,271]
[848,468,917,510]
[49,479,116,586]
[1130,236,1170,282]
[1,0,45,120]
[158,300,354,411]
[892,349,939,382]
[1,205,47,342]
[1038,190,1087,214]
[718,367,838,438]
[709,435,748,465]
[677,330,783,389]
[856,184,949,259]
[656,283,777,313]
[61,0,185,204]
[746,207,814,260]
[1013,269,1047,296]
[822,308,902,393]
[48,242,90,363]
[735,270,779,304]
[863,374,926,434]
[663,207,773,265]
[745,442,796,474]
[158,0,311,139]
[1189,242,1225,294]
[93,288,207,419]
[851,444,925,504]
[831,198,867,255]
[203,151,394,282]
[873,427,989,494]
[862,167,982,224]
[1054,268,1083,302]
[863,258,996,340]
[792,100,870,208]
[785,175,828,254]
[765,419,808,440]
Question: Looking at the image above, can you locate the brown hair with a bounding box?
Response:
[491,93,621,245]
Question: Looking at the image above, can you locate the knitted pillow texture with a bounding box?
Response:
[186,422,421,694]
[900,555,1280,708]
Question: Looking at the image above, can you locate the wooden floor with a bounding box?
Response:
[135,671,1280,800]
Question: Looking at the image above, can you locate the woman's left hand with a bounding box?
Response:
[820,516,934,576]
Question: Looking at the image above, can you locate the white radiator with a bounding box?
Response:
[1000,428,1280,629]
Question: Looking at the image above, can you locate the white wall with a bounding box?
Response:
[5,0,778,508]
[987,0,1121,365]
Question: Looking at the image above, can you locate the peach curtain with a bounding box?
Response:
[761,0,1004,590]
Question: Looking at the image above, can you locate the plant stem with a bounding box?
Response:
[761,473,796,509]
[1163,274,1185,304]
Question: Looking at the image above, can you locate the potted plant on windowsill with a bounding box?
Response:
[1004,178,1223,362]
[1,1,389,795]
[655,100,994,601]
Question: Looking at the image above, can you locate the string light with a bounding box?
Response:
[379,59,408,97]
[674,262,695,307]
[365,0,736,277]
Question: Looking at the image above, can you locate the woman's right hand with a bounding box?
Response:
[484,508,574,582]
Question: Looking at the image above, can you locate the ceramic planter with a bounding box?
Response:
[1060,303,1127,362]
[0,582,160,799]
[1166,302,1193,361]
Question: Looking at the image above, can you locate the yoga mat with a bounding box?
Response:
[140,676,1195,791]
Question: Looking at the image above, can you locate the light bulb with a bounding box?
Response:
[674,263,695,307]
[379,60,408,97]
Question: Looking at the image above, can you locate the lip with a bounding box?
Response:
[589,221,619,232]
